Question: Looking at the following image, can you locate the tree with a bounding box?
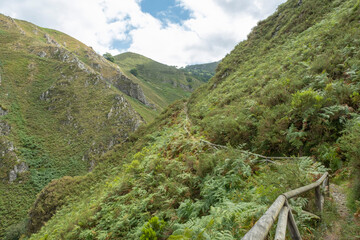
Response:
[130,68,138,76]
[103,52,115,62]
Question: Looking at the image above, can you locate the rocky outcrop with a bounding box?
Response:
[84,94,144,171]
[0,107,7,116]
[35,45,149,107]
[0,138,21,181]
[44,34,61,47]
[0,107,10,136]
[0,15,25,34]
[178,83,192,91]
[111,72,149,106]
[0,121,10,136]
[0,106,7,116]
[9,162,29,183]
[0,107,25,182]
[32,31,150,108]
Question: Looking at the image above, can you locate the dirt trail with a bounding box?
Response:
[330,184,349,218]
[323,183,350,240]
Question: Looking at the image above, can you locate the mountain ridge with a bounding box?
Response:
[0,13,174,236]
[3,0,360,238]
[114,52,205,114]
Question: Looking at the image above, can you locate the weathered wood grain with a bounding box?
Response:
[242,195,286,240]
[275,206,289,240]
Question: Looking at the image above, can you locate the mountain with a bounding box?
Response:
[181,61,220,82]
[114,52,204,115]
[4,0,360,239]
[0,14,161,236]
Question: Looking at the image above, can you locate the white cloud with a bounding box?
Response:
[0,0,286,66]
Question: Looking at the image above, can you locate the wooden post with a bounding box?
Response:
[284,173,328,199]
[275,206,289,240]
[287,203,302,240]
[326,176,330,197]
[242,173,328,239]
[242,195,286,240]
[315,186,323,213]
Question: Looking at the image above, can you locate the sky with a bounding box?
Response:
[0,0,286,66]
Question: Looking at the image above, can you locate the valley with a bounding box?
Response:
[1,0,360,239]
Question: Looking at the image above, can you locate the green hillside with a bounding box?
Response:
[114,52,204,111]
[0,14,155,237]
[181,61,220,82]
[13,0,360,239]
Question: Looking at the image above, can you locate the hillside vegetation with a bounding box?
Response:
[0,14,156,237]
[10,0,360,239]
[114,52,204,112]
[181,61,219,82]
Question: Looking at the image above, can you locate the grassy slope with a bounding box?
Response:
[189,0,360,158]
[114,52,204,111]
[0,15,145,236]
[27,100,326,240]
[23,0,360,239]
[182,61,220,82]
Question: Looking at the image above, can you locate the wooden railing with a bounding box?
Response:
[242,172,329,240]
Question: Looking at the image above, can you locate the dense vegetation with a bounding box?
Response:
[25,100,327,239]
[181,61,219,82]
[0,15,151,237]
[190,0,360,168]
[114,52,205,113]
[2,0,360,239]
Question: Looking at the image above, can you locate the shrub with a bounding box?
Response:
[103,52,115,62]
[130,68,139,76]
[27,176,86,233]
[4,219,28,240]
[291,88,324,120]
[316,143,342,171]
[339,117,360,211]
[140,216,167,240]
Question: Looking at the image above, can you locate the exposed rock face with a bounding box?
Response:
[38,51,46,58]
[0,106,6,116]
[9,162,29,183]
[0,15,25,34]
[111,72,149,106]
[110,94,144,131]
[44,34,61,47]
[35,44,150,107]
[179,83,192,91]
[0,121,10,136]
[84,94,144,171]
[0,107,10,146]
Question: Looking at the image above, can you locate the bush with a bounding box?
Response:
[316,143,342,171]
[27,176,86,233]
[103,52,115,62]
[291,88,324,120]
[130,68,139,76]
[339,117,360,211]
[140,216,166,240]
[4,219,27,240]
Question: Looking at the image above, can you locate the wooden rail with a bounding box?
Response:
[242,172,329,240]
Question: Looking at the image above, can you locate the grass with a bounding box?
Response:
[2,0,360,238]
[114,52,204,111]
[26,100,327,240]
[0,14,145,237]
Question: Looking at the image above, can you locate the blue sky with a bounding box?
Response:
[141,0,191,25]
[0,0,286,66]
